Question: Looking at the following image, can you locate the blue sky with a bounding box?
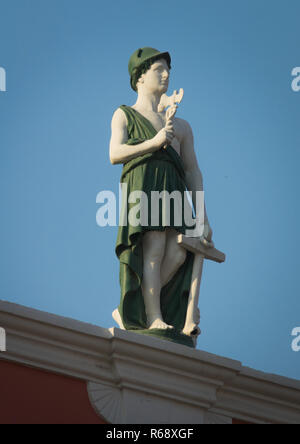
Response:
[0,0,299,380]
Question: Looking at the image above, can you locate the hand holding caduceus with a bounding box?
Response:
[158,88,184,149]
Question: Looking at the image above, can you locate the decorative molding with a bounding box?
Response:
[0,300,113,385]
[88,381,123,424]
[1,301,300,424]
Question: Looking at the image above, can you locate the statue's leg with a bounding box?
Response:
[142,230,174,330]
[161,228,187,287]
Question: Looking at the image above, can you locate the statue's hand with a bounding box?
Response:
[152,126,174,150]
[199,220,214,248]
[151,105,178,150]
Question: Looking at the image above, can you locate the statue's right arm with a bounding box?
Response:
[109,109,173,165]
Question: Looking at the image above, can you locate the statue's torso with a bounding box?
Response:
[130,106,182,156]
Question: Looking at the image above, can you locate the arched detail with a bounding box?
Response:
[87,381,123,424]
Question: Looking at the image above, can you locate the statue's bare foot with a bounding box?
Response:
[182,322,201,337]
[148,318,174,330]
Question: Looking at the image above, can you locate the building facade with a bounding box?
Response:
[0,301,300,424]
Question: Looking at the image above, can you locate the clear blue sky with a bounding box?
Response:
[0,0,299,380]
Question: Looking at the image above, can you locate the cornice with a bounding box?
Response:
[1,301,300,424]
[0,300,114,385]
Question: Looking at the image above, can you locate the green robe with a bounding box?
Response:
[115,105,195,347]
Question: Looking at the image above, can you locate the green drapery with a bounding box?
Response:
[115,105,195,347]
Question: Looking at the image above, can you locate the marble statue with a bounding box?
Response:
[109,47,225,347]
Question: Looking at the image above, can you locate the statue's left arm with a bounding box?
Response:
[179,118,213,243]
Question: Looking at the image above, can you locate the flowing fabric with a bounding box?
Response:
[115,105,195,347]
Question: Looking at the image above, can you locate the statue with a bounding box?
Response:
[110,47,225,347]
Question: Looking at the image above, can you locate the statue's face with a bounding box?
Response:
[138,58,170,94]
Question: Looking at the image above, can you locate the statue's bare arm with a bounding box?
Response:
[109,108,174,165]
[178,119,204,199]
[179,118,213,239]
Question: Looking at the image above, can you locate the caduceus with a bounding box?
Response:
[158,88,184,149]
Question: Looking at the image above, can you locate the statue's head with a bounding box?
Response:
[128,47,171,93]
